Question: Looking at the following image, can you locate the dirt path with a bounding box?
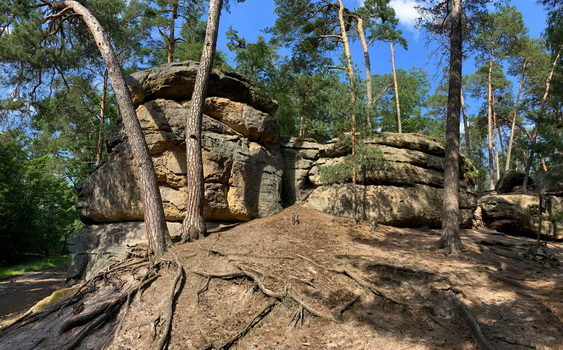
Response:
[0,270,66,328]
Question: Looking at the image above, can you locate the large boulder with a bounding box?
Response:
[77,98,283,223]
[281,133,478,228]
[479,194,562,239]
[126,61,278,115]
[67,222,183,283]
[495,170,530,194]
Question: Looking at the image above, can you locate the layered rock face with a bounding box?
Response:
[282,133,478,228]
[69,61,283,280]
[77,62,283,224]
[69,61,481,280]
[476,169,562,239]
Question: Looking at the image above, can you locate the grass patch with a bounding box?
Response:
[0,255,68,280]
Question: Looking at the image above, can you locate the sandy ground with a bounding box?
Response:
[0,270,66,328]
[1,205,562,350]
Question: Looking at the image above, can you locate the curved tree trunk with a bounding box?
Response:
[45,1,172,258]
[182,0,223,242]
[437,0,463,255]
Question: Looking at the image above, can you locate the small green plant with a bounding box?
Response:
[319,142,383,223]
[0,255,68,280]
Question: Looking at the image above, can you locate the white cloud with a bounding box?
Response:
[389,0,419,32]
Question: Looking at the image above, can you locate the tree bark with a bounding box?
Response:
[45,1,172,258]
[460,87,471,157]
[337,0,359,222]
[505,59,528,171]
[437,0,463,255]
[491,95,501,181]
[523,45,562,192]
[167,1,179,63]
[355,15,373,133]
[95,69,108,167]
[182,0,223,242]
[486,54,495,190]
[389,40,402,133]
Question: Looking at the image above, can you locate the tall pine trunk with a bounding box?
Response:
[389,41,402,133]
[167,1,179,63]
[460,87,471,157]
[356,15,373,133]
[95,69,108,167]
[182,0,223,242]
[337,0,359,222]
[46,1,171,258]
[437,0,463,255]
[505,59,528,171]
[486,54,495,190]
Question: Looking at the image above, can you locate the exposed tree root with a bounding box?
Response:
[217,300,278,350]
[156,250,185,350]
[448,291,495,350]
[492,335,536,349]
[427,312,456,333]
[336,294,361,318]
[194,263,332,321]
[295,254,420,308]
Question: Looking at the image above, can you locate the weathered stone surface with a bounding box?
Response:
[496,170,528,194]
[280,138,321,205]
[67,222,183,282]
[479,194,562,239]
[77,97,283,224]
[305,184,474,228]
[198,97,279,146]
[126,61,278,115]
[279,133,478,228]
[533,166,563,194]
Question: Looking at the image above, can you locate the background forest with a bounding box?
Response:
[0,0,561,263]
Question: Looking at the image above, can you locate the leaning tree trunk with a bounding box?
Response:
[337,0,359,222]
[389,40,402,133]
[523,45,562,192]
[437,0,463,255]
[182,0,223,242]
[45,1,172,258]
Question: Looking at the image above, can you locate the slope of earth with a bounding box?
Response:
[1,205,562,350]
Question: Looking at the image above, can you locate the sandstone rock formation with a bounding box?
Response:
[282,134,477,228]
[77,63,283,224]
[69,62,482,281]
[477,168,562,239]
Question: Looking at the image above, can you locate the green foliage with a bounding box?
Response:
[320,142,383,185]
[0,132,80,264]
[359,0,407,49]
[0,255,68,279]
[371,67,431,133]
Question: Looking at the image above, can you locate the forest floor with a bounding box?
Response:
[0,204,562,350]
[0,269,65,328]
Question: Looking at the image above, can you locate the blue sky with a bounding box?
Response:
[214,0,550,117]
